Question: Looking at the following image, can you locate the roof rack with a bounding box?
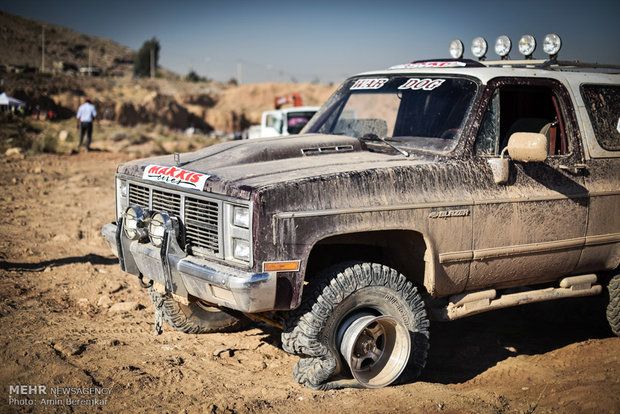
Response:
[482,59,620,72]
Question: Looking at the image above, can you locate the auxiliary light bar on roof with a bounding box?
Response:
[450,34,562,61]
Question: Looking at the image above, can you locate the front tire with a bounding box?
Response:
[607,273,620,336]
[281,262,430,389]
[149,289,247,334]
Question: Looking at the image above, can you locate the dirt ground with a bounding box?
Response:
[0,150,618,413]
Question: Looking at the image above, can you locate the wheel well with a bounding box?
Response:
[306,230,428,290]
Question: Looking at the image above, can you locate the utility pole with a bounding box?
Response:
[41,25,45,73]
[88,47,92,76]
[150,47,155,78]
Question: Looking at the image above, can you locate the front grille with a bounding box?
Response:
[184,198,219,251]
[153,190,181,217]
[128,183,221,255]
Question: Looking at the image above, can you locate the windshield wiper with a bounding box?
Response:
[359,134,410,157]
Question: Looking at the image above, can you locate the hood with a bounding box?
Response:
[117,134,431,199]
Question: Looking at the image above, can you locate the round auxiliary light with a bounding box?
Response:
[518,34,537,58]
[449,39,464,59]
[471,37,488,60]
[124,206,148,240]
[148,211,171,248]
[494,35,512,58]
[543,33,562,57]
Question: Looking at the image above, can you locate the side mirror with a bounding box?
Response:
[487,132,549,185]
[506,132,549,162]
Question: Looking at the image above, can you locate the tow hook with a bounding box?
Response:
[138,275,153,289]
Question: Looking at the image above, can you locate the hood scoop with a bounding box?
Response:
[301,144,355,156]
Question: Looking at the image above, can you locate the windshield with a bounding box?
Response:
[305,75,478,152]
[286,111,317,134]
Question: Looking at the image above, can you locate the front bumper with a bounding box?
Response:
[101,222,276,313]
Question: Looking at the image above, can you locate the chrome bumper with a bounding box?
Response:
[101,222,276,313]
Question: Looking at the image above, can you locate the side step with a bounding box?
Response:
[431,274,602,321]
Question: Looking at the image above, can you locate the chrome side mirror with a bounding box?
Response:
[487,132,549,185]
[506,132,549,162]
[487,157,510,184]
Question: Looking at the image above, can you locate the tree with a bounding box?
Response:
[185,70,208,83]
[134,37,160,77]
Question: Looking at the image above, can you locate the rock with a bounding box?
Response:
[106,282,123,294]
[108,301,141,314]
[97,295,112,308]
[53,341,85,357]
[213,348,234,358]
[5,147,23,158]
[58,130,69,141]
[52,234,71,242]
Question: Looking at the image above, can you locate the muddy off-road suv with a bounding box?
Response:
[102,34,620,389]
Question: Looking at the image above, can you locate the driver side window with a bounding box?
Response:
[475,83,569,157]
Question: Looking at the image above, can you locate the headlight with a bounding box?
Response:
[471,37,488,60]
[148,211,170,248]
[116,179,129,219]
[124,206,149,241]
[494,35,512,58]
[449,39,464,59]
[119,180,128,198]
[543,33,562,57]
[233,205,250,228]
[518,34,536,58]
[233,238,251,261]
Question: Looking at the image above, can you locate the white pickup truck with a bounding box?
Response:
[248,106,319,139]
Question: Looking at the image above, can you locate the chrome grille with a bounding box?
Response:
[127,183,220,254]
[184,198,219,252]
[128,184,149,209]
[153,190,181,217]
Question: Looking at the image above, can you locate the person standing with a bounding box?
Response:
[76,97,97,151]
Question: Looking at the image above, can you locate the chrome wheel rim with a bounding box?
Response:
[338,312,411,388]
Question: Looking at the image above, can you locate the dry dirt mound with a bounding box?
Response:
[0,11,135,74]
[204,82,337,132]
[0,152,618,413]
[1,72,337,133]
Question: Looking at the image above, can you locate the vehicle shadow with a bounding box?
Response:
[422,295,612,384]
[0,254,118,272]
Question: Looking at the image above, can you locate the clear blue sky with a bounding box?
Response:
[1,0,619,84]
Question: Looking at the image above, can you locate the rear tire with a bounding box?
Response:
[607,273,620,336]
[281,262,429,389]
[149,289,247,334]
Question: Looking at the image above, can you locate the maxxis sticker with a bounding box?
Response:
[143,165,210,189]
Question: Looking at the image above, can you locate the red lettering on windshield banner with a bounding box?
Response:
[398,78,445,91]
[143,165,210,189]
[390,61,467,69]
[350,78,389,90]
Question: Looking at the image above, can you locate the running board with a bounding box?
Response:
[431,274,602,321]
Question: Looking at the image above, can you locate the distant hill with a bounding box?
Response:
[0,10,135,74]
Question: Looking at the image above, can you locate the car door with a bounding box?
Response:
[573,82,620,273]
[466,77,588,290]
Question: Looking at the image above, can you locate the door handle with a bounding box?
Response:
[559,163,587,174]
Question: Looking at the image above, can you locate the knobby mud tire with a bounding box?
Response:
[148,289,247,334]
[281,262,430,389]
[607,273,620,336]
